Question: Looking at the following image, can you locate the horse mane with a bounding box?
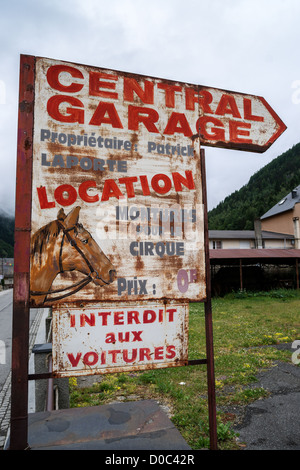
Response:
[31,217,87,267]
[31,219,62,267]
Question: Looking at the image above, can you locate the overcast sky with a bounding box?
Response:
[0,0,299,215]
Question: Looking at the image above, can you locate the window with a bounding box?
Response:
[239,240,250,249]
[212,240,222,249]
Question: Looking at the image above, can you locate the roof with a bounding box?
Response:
[261,185,300,220]
[210,248,300,260]
[209,230,294,240]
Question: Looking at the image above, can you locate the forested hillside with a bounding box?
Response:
[0,211,14,257]
[208,142,300,230]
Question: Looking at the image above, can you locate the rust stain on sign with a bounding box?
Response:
[29,56,286,308]
[30,57,207,306]
[52,301,189,376]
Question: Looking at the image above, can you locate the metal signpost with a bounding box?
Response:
[10,55,286,450]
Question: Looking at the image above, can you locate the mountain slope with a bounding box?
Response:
[0,211,14,257]
[208,142,300,230]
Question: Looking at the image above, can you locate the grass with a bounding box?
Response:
[69,288,300,450]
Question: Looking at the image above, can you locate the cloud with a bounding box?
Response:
[0,0,299,214]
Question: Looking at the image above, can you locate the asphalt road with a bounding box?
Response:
[0,289,43,449]
[0,290,13,390]
[0,290,39,390]
[234,352,300,450]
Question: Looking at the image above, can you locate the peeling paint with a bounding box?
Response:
[30,57,207,306]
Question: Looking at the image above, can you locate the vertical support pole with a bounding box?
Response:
[10,55,34,450]
[296,258,299,290]
[205,298,218,450]
[239,259,243,291]
[200,148,218,450]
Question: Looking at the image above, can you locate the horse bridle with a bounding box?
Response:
[30,220,111,303]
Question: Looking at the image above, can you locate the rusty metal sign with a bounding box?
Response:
[52,301,189,376]
[30,56,207,307]
[29,57,286,308]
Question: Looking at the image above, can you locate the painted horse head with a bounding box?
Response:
[30,206,116,306]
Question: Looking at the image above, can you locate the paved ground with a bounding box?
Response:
[233,349,300,450]
[26,400,191,450]
[0,300,46,450]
